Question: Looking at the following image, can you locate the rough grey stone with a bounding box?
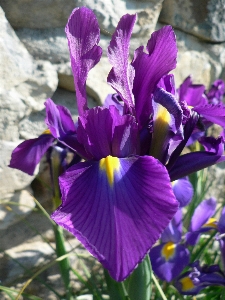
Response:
[16,60,58,111]
[0,0,163,35]
[0,89,26,141]
[0,189,35,230]
[167,26,225,87]
[159,0,225,42]
[0,6,33,91]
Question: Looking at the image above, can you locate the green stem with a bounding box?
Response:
[54,224,73,300]
[152,273,167,300]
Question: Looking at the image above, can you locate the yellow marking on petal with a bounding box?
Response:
[99,156,120,186]
[203,217,218,229]
[42,129,51,135]
[149,104,171,160]
[180,277,195,292]
[161,241,176,261]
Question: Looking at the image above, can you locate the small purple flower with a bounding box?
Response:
[150,209,190,282]
[175,261,225,295]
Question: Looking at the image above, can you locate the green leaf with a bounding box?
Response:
[104,269,129,300]
[125,255,152,300]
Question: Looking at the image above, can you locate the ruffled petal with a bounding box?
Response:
[51,155,178,281]
[9,134,55,175]
[132,26,177,128]
[66,7,102,115]
[150,243,190,282]
[107,14,136,112]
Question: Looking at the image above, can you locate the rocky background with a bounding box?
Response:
[0,0,225,298]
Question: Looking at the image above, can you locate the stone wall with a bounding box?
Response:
[0,0,225,296]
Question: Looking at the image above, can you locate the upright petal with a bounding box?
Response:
[45,98,76,138]
[51,155,178,281]
[132,26,177,128]
[190,198,216,232]
[9,134,55,175]
[66,7,102,115]
[107,14,136,113]
[186,198,217,245]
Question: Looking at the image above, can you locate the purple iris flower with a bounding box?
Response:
[49,7,183,281]
[150,209,190,282]
[8,6,225,282]
[175,261,225,295]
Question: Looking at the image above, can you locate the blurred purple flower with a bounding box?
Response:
[150,209,190,282]
[175,261,225,295]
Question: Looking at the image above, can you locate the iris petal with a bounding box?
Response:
[9,135,55,175]
[51,155,178,281]
[66,7,102,115]
[132,26,177,128]
[107,14,136,112]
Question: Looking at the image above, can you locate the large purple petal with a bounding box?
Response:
[132,26,177,128]
[66,7,102,115]
[51,155,178,281]
[107,14,136,112]
[45,98,76,138]
[9,134,55,175]
[193,104,225,127]
[150,243,190,282]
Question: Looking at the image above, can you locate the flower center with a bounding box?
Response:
[161,241,176,261]
[99,156,120,186]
